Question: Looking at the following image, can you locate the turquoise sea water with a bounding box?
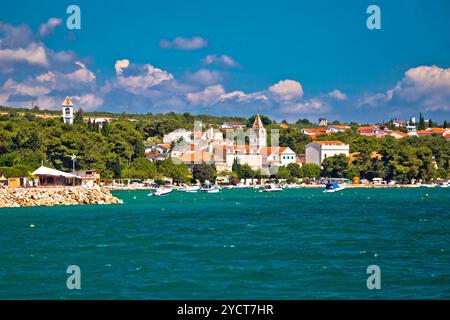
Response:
[0,188,449,299]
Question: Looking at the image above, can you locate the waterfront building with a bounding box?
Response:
[305,141,350,165]
[62,96,74,125]
[32,166,79,186]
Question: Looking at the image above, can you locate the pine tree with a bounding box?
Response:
[101,121,110,136]
[74,108,84,125]
[418,112,425,130]
[87,119,93,131]
[444,120,448,129]
[428,118,433,128]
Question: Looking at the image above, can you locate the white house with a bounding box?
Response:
[163,129,192,144]
[265,147,296,167]
[305,141,350,165]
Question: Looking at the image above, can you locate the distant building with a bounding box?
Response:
[163,129,192,144]
[305,141,350,165]
[62,96,74,125]
[220,121,245,130]
[249,114,267,149]
[327,125,350,133]
[406,125,416,133]
[301,127,328,139]
[318,118,328,126]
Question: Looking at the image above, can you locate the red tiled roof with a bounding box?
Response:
[313,141,346,146]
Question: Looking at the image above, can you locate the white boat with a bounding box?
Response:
[200,184,221,193]
[149,188,173,196]
[323,183,346,193]
[261,183,283,192]
[180,185,200,193]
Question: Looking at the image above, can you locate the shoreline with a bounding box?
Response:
[0,186,123,208]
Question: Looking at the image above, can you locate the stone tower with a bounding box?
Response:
[62,96,74,125]
[250,114,267,149]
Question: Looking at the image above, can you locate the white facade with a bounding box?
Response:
[62,96,74,125]
[305,141,350,165]
[163,129,192,144]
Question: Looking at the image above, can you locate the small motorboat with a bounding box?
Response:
[180,185,200,193]
[260,183,283,192]
[323,183,345,193]
[149,188,173,196]
[200,184,221,193]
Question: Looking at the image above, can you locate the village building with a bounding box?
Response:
[318,118,328,126]
[163,128,192,144]
[62,96,74,125]
[326,125,350,133]
[32,166,80,186]
[305,141,350,165]
[220,121,245,130]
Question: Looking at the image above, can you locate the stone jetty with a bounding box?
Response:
[0,187,123,208]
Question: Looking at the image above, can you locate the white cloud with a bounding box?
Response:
[186,69,223,85]
[202,54,238,67]
[159,36,208,50]
[359,65,450,112]
[0,44,48,66]
[269,80,303,100]
[186,85,225,105]
[113,59,174,95]
[280,98,327,114]
[73,94,103,110]
[65,62,96,83]
[114,59,130,75]
[38,18,62,36]
[328,89,347,100]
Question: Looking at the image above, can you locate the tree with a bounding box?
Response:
[443,120,448,129]
[239,164,255,181]
[418,112,425,130]
[275,166,291,180]
[286,163,302,178]
[321,154,350,178]
[247,114,272,127]
[109,155,123,179]
[74,108,84,125]
[101,121,110,136]
[428,118,434,128]
[296,118,312,125]
[193,162,217,182]
[301,163,321,179]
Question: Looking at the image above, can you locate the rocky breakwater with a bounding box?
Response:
[0,187,123,208]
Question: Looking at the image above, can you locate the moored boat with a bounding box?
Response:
[323,183,345,193]
[180,185,200,193]
[260,183,283,192]
[149,188,173,196]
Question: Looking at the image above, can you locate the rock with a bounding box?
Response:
[0,187,123,208]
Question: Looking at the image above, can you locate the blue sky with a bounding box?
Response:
[0,0,449,122]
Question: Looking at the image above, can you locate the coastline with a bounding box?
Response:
[0,186,123,208]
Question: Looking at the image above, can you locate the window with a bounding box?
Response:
[65,107,71,115]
